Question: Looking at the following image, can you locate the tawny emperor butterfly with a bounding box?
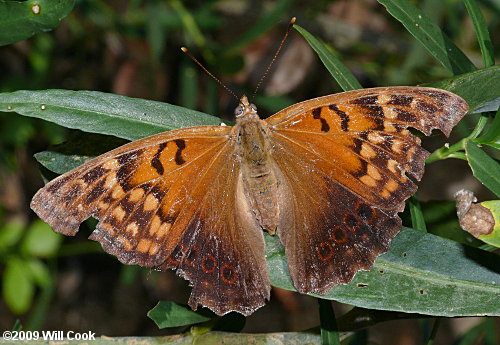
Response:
[31,87,467,315]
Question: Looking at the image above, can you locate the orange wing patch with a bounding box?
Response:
[267,87,467,211]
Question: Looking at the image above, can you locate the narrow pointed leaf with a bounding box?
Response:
[465,140,500,197]
[294,25,362,92]
[475,108,500,149]
[318,299,340,345]
[409,196,427,232]
[463,0,495,67]
[378,0,476,74]
[0,90,221,141]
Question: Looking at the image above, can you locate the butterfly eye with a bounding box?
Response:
[234,105,244,116]
[250,103,258,112]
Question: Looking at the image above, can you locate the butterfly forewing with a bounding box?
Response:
[267,87,468,293]
[267,87,468,211]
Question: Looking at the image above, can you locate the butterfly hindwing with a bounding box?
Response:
[270,135,401,293]
[31,125,270,315]
[267,87,468,293]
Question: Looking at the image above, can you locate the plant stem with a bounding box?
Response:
[425,318,441,345]
[468,113,489,139]
[426,139,467,163]
[318,299,341,345]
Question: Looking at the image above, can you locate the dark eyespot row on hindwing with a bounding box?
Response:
[310,180,402,291]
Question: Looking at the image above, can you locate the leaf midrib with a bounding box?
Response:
[6,100,194,132]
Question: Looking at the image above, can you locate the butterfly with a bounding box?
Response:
[31,86,468,316]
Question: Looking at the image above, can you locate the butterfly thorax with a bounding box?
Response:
[234,96,280,234]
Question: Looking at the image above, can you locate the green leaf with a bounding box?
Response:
[0,221,24,249]
[424,65,500,112]
[0,0,75,46]
[475,108,500,149]
[34,132,128,174]
[0,90,221,141]
[463,0,495,68]
[2,257,35,314]
[294,25,362,92]
[25,258,51,288]
[409,195,427,232]
[476,200,500,248]
[21,220,62,257]
[267,228,500,316]
[147,301,213,329]
[465,140,500,197]
[377,0,476,75]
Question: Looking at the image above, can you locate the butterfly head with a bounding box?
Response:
[235,95,258,119]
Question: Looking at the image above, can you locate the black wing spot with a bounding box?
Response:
[312,107,331,132]
[415,100,438,114]
[329,104,349,131]
[389,95,413,106]
[151,143,167,175]
[82,166,109,183]
[174,139,186,165]
[350,95,378,105]
[395,108,418,123]
[86,179,106,203]
[352,160,368,178]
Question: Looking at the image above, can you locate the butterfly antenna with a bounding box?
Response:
[252,17,296,101]
[181,47,239,101]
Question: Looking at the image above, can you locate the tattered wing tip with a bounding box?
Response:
[428,88,469,137]
[30,190,81,236]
